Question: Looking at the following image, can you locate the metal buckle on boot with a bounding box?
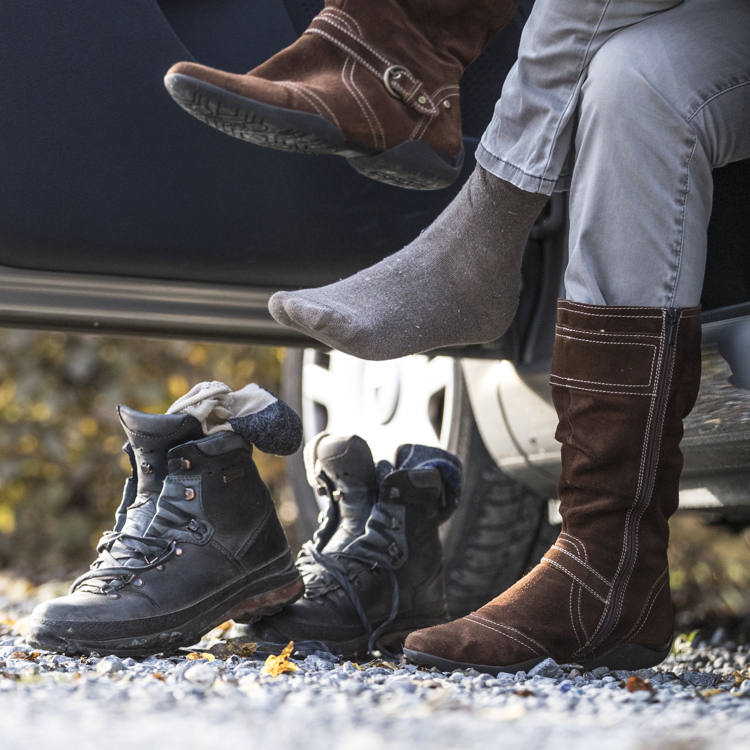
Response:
[383,65,411,100]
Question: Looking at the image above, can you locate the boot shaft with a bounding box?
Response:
[551,301,701,571]
[548,300,701,653]
[305,433,376,553]
[153,430,290,569]
[113,407,204,537]
[118,406,203,498]
[328,0,518,70]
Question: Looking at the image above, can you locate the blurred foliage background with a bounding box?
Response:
[0,329,748,630]
[0,329,297,578]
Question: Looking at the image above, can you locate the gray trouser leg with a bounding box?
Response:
[476,0,685,194]
[564,0,750,307]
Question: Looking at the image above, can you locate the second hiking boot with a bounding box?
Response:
[250,435,461,659]
[28,410,303,657]
[164,0,518,190]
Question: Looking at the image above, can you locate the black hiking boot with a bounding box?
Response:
[250,436,461,660]
[28,408,303,657]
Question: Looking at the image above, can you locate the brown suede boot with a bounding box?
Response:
[404,300,702,674]
[164,0,518,190]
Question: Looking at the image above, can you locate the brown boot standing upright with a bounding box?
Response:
[164,0,519,189]
[405,300,702,673]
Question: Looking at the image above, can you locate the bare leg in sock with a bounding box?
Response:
[269,166,547,361]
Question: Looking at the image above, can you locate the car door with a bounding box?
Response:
[0,0,533,344]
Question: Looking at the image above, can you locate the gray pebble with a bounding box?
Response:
[183,663,216,686]
[96,656,124,675]
[528,658,562,679]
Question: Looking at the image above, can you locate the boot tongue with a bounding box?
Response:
[89,407,203,574]
[314,435,376,553]
[78,406,205,591]
[118,405,204,497]
[116,405,203,539]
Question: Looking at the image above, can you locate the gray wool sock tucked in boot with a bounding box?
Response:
[269,166,548,361]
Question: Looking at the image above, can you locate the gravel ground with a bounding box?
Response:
[2,588,750,750]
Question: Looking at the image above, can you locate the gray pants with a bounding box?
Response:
[476,0,750,308]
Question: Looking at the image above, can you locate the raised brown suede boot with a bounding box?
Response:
[164,0,518,190]
[404,300,702,674]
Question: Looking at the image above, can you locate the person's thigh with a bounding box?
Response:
[564,0,750,308]
[476,0,684,195]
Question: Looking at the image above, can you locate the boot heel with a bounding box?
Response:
[582,634,674,672]
[227,578,305,624]
[347,141,464,190]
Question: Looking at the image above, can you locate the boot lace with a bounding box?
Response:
[72,485,205,596]
[297,541,400,659]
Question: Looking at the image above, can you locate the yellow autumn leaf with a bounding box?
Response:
[261,642,298,677]
[732,671,748,688]
[200,653,215,661]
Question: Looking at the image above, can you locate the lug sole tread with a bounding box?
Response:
[165,73,462,190]
[28,573,304,658]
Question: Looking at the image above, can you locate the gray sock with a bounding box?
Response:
[269,166,548,361]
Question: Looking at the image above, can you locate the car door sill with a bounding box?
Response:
[0,263,314,345]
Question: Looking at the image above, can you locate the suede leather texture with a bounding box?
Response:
[167,0,518,156]
[406,300,702,668]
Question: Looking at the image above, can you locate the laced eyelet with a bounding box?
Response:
[175,547,183,556]
[107,592,119,599]
[140,462,153,474]
[133,579,144,588]
[156,565,165,571]
[187,519,200,532]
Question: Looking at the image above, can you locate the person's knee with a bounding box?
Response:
[581,32,660,130]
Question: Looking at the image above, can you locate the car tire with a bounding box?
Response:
[281,348,558,618]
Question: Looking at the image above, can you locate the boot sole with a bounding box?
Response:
[27,563,304,658]
[403,636,674,675]
[259,613,450,662]
[164,73,463,191]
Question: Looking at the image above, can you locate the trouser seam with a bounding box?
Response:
[667,136,697,308]
[538,0,613,182]
[476,145,558,189]
[686,78,750,125]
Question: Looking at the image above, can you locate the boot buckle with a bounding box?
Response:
[383,66,411,100]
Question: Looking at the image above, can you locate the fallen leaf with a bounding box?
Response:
[226,639,257,658]
[361,659,398,670]
[186,653,201,661]
[624,676,654,694]
[701,689,726,699]
[514,689,535,697]
[732,671,748,688]
[10,651,38,661]
[670,629,699,656]
[206,638,258,659]
[261,642,298,677]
